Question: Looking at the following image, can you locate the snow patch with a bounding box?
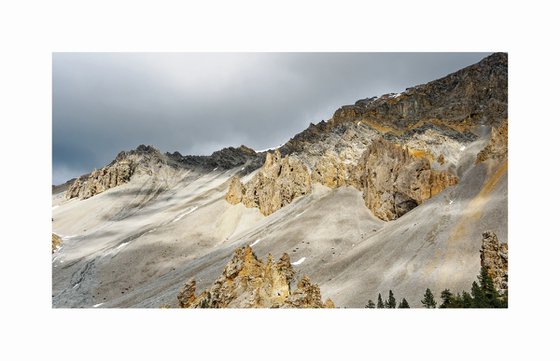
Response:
[295,211,306,218]
[449,200,454,205]
[357,121,361,126]
[256,142,286,153]
[92,303,104,308]
[52,205,59,210]
[172,206,199,222]
[213,168,218,171]
[460,146,466,151]
[250,239,261,247]
[72,283,80,289]
[116,242,130,250]
[62,235,78,241]
[291,257,306,266]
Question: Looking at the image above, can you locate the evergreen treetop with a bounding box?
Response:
[398,298,410,308]
[377,293,385,308]
[421,288,437,308]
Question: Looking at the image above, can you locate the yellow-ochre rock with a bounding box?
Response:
[476,121,508,164]
[177,246,333,308]
[358,138,458,221]
[52,233,62,253]
[225,150,311,216]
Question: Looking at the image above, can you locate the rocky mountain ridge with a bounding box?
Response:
[224,53,507,220]
[65,144,264,200]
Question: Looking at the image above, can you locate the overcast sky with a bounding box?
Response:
[52,52,491,184]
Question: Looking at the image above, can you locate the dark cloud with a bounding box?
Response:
[52,52,491,184]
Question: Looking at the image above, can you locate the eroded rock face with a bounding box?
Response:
[330,53,507,129]
[66,158,135,200]
[52,233,62,253]
[66,145,163,200]
[227,138,458,221]
[476,121,508,163]
[224,176,245,205]
[177,279,197,308]
[226,150,312,216]
[480,231,508,294]
[357,139,458,221]
[311,150,353,188]
[177,246,333,308]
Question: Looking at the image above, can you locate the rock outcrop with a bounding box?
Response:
[480,231,508,294]
[226,150,312,216]
[310,150,355,188]
[476,121,508,163]
[357,139,458,221]
[177,246,333,308]
[52,233,62,253]
[224,176,245,205]
[66,145,163,200]
[66,157,135,200]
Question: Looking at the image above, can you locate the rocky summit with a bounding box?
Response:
[52,53,507,308]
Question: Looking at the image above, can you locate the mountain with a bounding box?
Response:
[52,53,507,308]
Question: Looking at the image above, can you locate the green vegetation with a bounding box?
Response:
[377,293,385,308]
[386,290,396,308]
[421,288,437,308]
[398,298,410,308]
[435,267,507,308]
[365,266,507,309]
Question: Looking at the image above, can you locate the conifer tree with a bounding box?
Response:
[398,298,410,308]
[366,299,376,308]
[500,289,508,308]
[478,266,502,308]
[471,280,485,308]
[460,291,473,308]
[440,289,453,308]
[377,293,385,308]
[421,288,437,308]
[387,290,397,308]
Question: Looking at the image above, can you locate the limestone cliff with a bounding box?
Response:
[228,138,458,222]
[226,150,312,216]
[480,231,508,294]
[177,246,333,308]
[357,139,458,221]
[476,121,508,163]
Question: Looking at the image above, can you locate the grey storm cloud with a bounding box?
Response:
[52,52,491,184]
